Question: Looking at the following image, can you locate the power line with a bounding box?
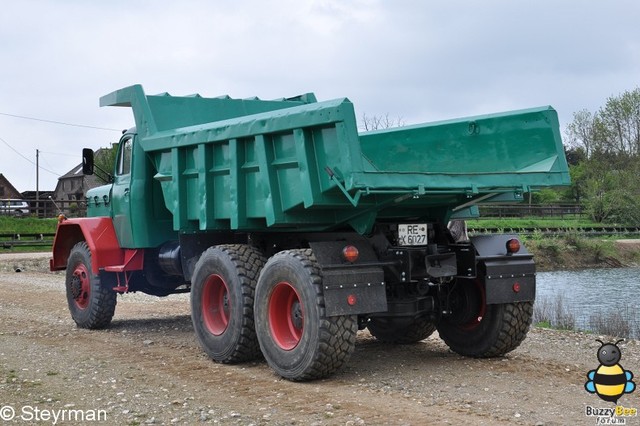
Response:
[38,150,78,158]
[0,111,121,132]
[0,135,61,177]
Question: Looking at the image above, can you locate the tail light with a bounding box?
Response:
[342,245,359,263]
[506,238,521,254]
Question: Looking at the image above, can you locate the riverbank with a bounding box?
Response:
[525,237,640,271]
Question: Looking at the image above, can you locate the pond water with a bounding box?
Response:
[536,267,640,336]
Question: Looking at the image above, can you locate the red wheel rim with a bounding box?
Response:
[202,274,230,336]
[71,263,91,310]
[269,282,303,350]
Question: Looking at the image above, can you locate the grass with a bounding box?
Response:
[534,295,640,339]
[524,232,640,271]
[588,305,639,338]
[0,215,629,236]
[0,216,57,253]
[467,216,608,229]
[0,216,58,234]
[533,293,576,331]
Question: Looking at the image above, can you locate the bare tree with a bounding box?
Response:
[568,88,640,159]
[565,109,599,158]
[597,88,640,157]
[360,113,405,131]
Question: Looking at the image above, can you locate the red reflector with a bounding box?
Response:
[513,282,521,293]
[347,295,357,306]
[506,238,521,254]
[342,245,359,263]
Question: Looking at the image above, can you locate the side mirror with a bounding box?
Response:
[82,148,94,175]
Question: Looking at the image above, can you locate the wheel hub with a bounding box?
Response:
[70,275,83,300]
[269,282,303,351]
[70,265,91,310]
[290,300,303,330]
[201,274,230,336]
[446,282,483,326]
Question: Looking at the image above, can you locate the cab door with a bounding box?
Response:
[111,134,135,247]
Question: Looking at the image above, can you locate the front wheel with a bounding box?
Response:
[254,249,357,381]
[65,242,117,329]
[437,279,533,357]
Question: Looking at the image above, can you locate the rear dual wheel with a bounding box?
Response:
[368,316,436,344]
[254,249,357,381]
[191,245,265,363]
[436,279,533,357]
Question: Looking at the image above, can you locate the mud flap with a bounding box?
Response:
[309,241,387,317]
[470,234,536,304]
[322,267,387,316]
[483,258,535,304]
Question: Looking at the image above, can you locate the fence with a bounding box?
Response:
[478,204,583,219]
[22,199,87,218]
[1,233,54,249]
[3,200,586,220]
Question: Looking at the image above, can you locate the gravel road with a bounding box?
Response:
[1,253,638,425]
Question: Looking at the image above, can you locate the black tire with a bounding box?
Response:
[191,244,265,363]
[65,242,117,329]
[437,279,533,357]
[254,249,357,381]
[368,316,436,344]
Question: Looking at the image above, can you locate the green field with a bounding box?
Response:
[0,215,625,237]
[466,217,609,229]
[0,217,58,234]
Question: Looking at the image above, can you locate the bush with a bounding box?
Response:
[589,305,638,338]
[534,293,576,330]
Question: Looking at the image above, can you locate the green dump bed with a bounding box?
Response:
[101,85,570,234]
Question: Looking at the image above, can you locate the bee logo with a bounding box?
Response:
[585,339,636,403]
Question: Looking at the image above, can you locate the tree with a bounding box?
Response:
[565,109,599,158]
[360,113,405,131]
[597,88,640,157]
[565,87,640,224]
[567,88,640,160]
[94,143,118,184]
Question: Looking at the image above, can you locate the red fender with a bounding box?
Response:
[50,217,133,275]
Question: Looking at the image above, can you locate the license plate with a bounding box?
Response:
[398,224,428,246]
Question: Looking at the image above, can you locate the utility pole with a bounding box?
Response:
[36,149,39,217]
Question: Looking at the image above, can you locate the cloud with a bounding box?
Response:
[0,0,639,192]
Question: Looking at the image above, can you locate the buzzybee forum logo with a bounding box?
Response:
[585,339,636,403]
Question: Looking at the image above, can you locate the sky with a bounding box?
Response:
[1,0,639,193]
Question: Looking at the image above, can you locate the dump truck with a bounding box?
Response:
[50,85,570,381]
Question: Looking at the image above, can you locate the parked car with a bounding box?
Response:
[0,199,29,216]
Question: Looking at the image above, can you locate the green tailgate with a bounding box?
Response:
[101,85,570,237]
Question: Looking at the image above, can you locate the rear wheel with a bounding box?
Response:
[255,249,357,381]
[65,242,117,329]
[191,245,265,363]
[368,316,436,343]
[437,279,533,357]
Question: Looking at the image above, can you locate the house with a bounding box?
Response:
[0,174,23,199]
[53,163,101,202]
[53,148,113,202]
